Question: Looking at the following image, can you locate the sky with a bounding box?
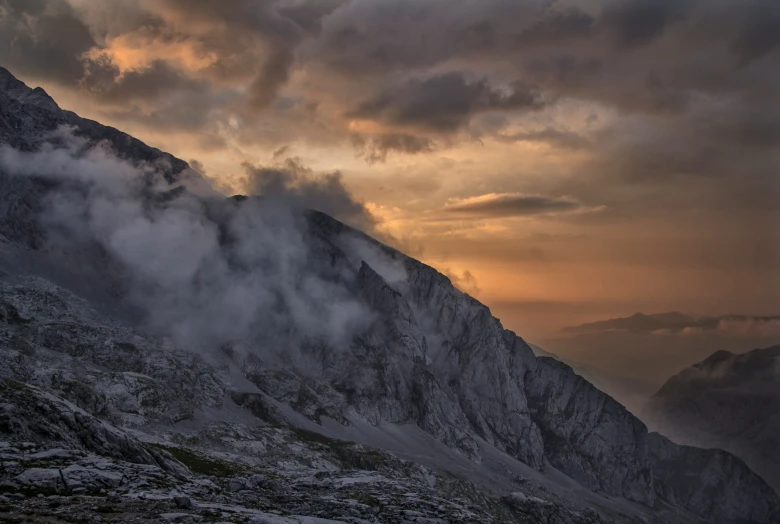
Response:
[2,0,779,392]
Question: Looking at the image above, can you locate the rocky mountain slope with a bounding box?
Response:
[528,344,656,416]
[0,65,778,523]
[644,345,780,495]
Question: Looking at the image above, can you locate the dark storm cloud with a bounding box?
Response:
[599,0,692,49]
[563,312,780,335]
[245,158,377,233]
[277,0,347,36]
[514,8,594,47]
[349,72,547,132]
[150,0,305,110]
[730,0,780,64]
[4,0,780,172]
[444,194,583,218]
[1,0,340,113]
[0,0,95,84]
[309,0,545,77]
[713,114,780,149]
[82,59,208,104]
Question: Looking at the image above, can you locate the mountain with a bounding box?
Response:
[528,344,657,415]
[0,65,778,523]
[644,345,780,494]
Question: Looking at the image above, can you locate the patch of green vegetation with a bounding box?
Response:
[0,485,64,498]
[290,428,388,471]
[291,427,351,448]
[151,444,247,477]
[0,378,29,392]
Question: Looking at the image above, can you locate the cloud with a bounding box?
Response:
[0,0,96,84]
[0,127,384,360]
[716,318,780,338]
[3,0,780,235]
[146,0,304,109]
[349,71,547,133]
[514,8,594,47]
[599,0,692,49]
[443,193,585,218]
[81,58,208,104]
[440,268,481,296]
[730,0,780,64]
[244,157,378,234]
[496,127,590,149]
[563,312,780,337]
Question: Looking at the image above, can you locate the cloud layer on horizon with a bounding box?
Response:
[563,312,780,337]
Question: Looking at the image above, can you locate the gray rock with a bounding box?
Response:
[0,379,190,479]
[649,432,780,524]
[173,496,193,509]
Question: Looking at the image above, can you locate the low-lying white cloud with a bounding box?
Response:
[0,127,384,365]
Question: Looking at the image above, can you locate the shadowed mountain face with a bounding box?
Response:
[644,345,780,494]
[0,66,778,524]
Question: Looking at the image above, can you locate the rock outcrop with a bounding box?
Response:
[0,379,188,478]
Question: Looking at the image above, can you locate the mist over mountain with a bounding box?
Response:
[0,66,778,523]
[534,310,780,406]
[644,345,780,495]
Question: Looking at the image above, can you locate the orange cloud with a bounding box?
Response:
[84,34,218,74]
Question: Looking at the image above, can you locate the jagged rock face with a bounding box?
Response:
[0,66,187,181]
[649,433,780,524]
[0,276,226,426]
[0,380,188,478]
[514,347,654,504]
[393,253,547,470]
[0,66,778,524]
[643,346,780,494]
[369,248,651,502]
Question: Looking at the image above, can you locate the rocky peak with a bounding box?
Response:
[0,67,60,113]
[0,66,29,96]
[0,67,189,182]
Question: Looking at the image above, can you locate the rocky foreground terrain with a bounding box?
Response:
[644,345,780,495]
[0,65,778,523]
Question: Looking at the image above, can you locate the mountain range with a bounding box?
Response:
[644,345,780,495]
[0,65,777,523]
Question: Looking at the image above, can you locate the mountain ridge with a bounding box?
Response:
[644,344,780,495]
[0,65,777,524]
